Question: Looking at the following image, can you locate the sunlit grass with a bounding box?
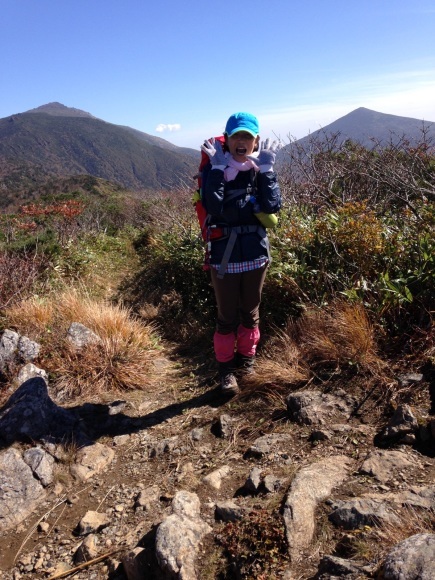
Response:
[3,289,161,401]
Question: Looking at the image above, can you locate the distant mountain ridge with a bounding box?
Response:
[1,104,434,206]
[293,107,435,149]
[0,103,199,198]
[26,102,98,119]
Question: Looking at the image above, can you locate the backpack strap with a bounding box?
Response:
[217,224,269,279]
[224,186,254,203]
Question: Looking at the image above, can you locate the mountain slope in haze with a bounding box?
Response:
[292,107,435,149]
[2,104,434,204]
[0,103,199,195]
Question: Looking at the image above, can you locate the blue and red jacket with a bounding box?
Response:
[201,163,281,268]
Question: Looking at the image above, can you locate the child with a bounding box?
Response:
[200,112,282,395]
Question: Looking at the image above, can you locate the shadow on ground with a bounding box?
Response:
[0,376,230,449]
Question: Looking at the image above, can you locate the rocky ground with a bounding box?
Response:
[0,327,434,580]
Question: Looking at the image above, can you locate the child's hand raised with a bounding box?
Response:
[200,138,228,170]
[249,139,283,173]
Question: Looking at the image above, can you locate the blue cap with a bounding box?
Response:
[224,112,259,137]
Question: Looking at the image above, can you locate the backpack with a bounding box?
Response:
[192,136,277,275]
[193,135,226,243]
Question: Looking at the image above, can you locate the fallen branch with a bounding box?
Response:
[14,485,92,564]
[46,549,122,580]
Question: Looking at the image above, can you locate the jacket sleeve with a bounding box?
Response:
[255,171,282,214]
[202,166,227,216]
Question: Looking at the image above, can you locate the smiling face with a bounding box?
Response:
[226,131,260,162]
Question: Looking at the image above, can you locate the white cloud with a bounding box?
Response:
[155,123,181,133]
[153,67,435,148]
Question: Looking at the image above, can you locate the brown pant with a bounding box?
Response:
[210,265,268,334]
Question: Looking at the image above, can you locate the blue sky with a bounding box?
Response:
[1,0,435,149]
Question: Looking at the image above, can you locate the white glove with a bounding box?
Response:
[249,138,282,172]
[200,138,228,170]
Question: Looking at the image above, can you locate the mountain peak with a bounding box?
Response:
[26,102,97,119]
[298,107,435,148]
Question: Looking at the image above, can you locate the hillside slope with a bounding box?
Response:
[292,107,435,149]
[0,103,199,195]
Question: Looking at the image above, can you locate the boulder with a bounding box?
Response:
[283,455,353,562]
[155,491,211,579]
[67,322,101,348]
[383,533,435,579]
[0,448,46,532]
[70,442,115,481]
[0,377,76,445]
[287,390,354,425]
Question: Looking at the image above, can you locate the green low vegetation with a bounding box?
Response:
[0,133,434,578]
[1,134,434,386]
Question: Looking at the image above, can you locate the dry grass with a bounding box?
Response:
[241,300,385,401]
[3,289,161,402]
[347,506,435,567]
[3,295,55,340]
[295,301,384,373]
[240,348,308,399]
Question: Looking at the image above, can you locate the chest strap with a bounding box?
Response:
[217,225,269,279]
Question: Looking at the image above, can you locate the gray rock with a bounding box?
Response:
[215,501,246,522]
[190,428,204,442]
[16,363,48,386]
[149,436,179,457]
[0,448,46,532]
[0,377,76,445]
[328,497,400,529]
[378,404,419,443]
[77,510,110,535]
[397,373,424,387]
[359,449,420,483]
[383,533,435,579]
[155,490,212,579]
[74,534,99,564]
[107,400,127,415]
[171,490,204,519]
[318,554,365,576]
[328,486,435,531]
[397,485,435,509]
[17,336,40,362]
[23,447,55,487]
[310,428,332,441]
[246,433,293,458]
[122,547,148,580]
[213,414,235,439]
[244,466,262,494]
[0,329,19,369]
[203,465,230,490]
[283,455,353,562]
[134,485,160,510]
[67,322,101,348]
[286,390,354,425]
[70,442,115,482]
[263,474,285,494]
[38,521,50,533]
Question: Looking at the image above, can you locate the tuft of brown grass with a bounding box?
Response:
[3,289,160,402]
[240,342,308,400]
[241,300,385,402]
[238,326,308,411]
[295,300,383,373]
[347,506,435,567]
[4,296,55,340]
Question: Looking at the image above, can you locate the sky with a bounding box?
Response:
[1,0,435,149]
